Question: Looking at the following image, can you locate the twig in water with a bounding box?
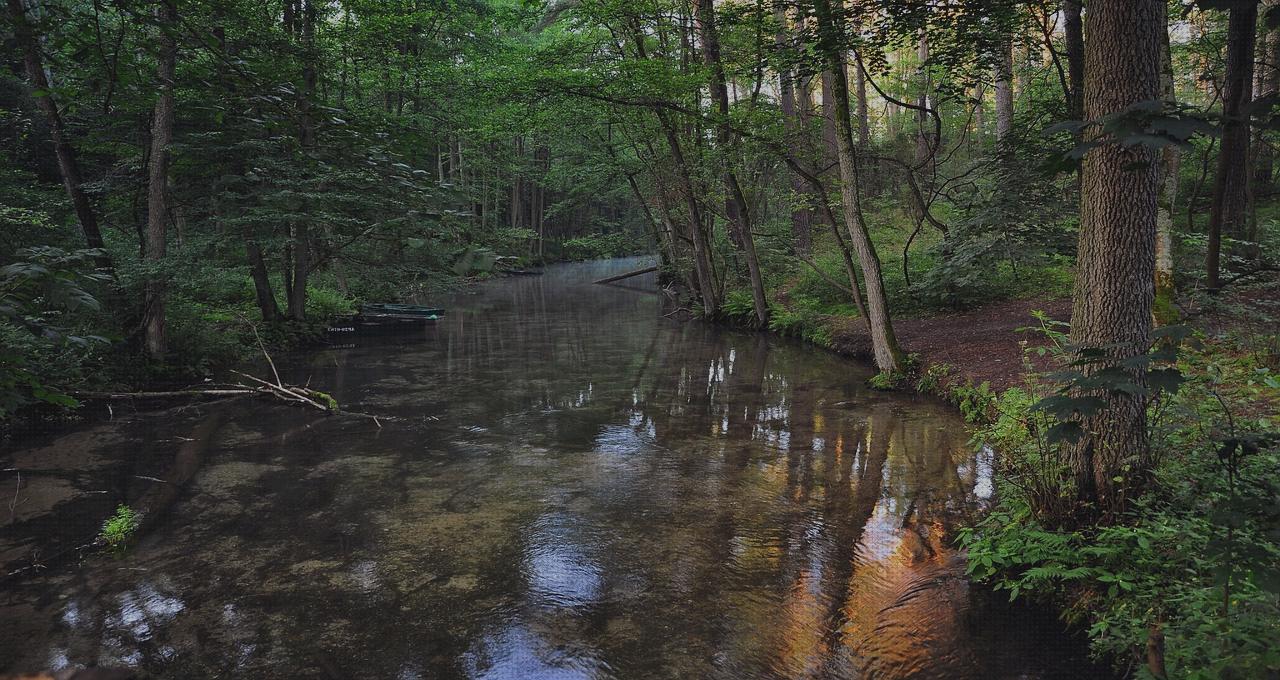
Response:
[8,469,20,522]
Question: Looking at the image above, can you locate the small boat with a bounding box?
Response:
[326,304,444,338]
[359,303,445,317]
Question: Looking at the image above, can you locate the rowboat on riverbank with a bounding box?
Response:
[326,304,444,338]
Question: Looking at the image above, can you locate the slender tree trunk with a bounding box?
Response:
[915,32,932,167]
[288,0,316,321]
[694,0,768,325]
[813,0,905,374]
[144,0,178,359]
[995,40,1014,143]
[628,23,717,313]
[1155,10,1179,325]
[246,234,281,322]
[1067,0,1163,518]
[776,9,813,256]
[1254,0,1280,196]
[821,69,841,172]
[854,53,871,148]
[659,113,719,316]
[1207,1,1258,288]
[972,83,986,147]
[7,0,111,269]
[1064,0,1085,122]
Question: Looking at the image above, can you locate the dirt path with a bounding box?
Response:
[827,298,1072,391]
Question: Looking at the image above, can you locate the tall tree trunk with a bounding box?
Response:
[776,9,813,256]
[1155,9,1179,325]
[629,23,718,314]
[246,234,281,322]
[915,32,932,167]
[7,0,111,269]
[821,69,841,173]
[1067,0,1163,518]
[812,0,905,374]
[288,0,316,321]
[995,40,1014,143]
[854,53,871,148]
[144,0,178,359]
[972,83,986,147]
[694,0,768,325]
[1206,1,1258,289]
[1254,0,1280,197]
[1064,0,1085,122]
[658,113,719,316]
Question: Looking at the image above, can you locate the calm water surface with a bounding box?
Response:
[1,258,1090,678]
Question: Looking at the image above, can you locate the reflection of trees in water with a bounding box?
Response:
[598,319,993,678]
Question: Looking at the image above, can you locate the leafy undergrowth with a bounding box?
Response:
[960,331,1280,679]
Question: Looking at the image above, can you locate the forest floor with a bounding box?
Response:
[819,297,1071,391]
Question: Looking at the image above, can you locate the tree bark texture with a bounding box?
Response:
[1068,0,1163,517]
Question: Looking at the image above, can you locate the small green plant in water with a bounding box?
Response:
[100,504,140,552]
[867,372,902,390]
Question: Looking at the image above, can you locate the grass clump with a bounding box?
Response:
[99,504,140,553]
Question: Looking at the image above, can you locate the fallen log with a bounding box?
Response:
[593,265,658,285]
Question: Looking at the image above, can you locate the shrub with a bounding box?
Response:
[961,337,1280,679]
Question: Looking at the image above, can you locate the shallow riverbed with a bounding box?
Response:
[1,258,1096,678]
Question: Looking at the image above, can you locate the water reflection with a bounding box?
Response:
[0,259,1096,679]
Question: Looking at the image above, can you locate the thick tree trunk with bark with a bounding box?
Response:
[7,0,110,269]
[1206,1,1258,289]
[813,0,905,374]
[1068,0,1163,518]
[694,0,768,325]
[144,0,178,359]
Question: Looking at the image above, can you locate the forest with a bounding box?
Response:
[2,0,1279,678]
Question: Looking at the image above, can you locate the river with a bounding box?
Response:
[0,258,1096,679]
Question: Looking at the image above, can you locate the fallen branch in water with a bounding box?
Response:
[594,264,658,285]
[78,330,400,424]
[74,389,257,399]
[231,370,333,411]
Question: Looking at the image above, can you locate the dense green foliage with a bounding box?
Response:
[961,319,1280,678]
